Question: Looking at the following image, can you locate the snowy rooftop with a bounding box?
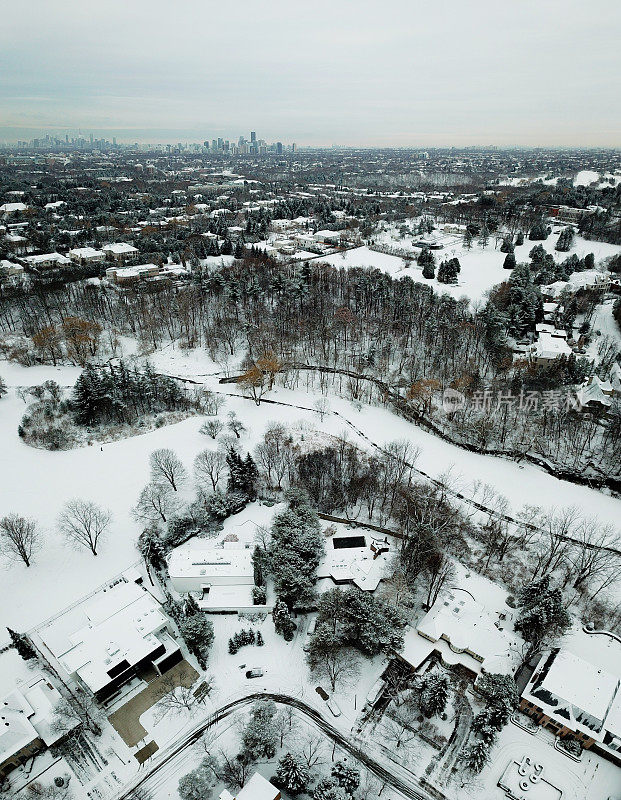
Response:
[68,246,105,259]
[0,674,71,765]
[23,252,71,266]
[524,647,621,746]
[168,544,254,582]
[231,772,280,800]
[534,650,618,726]
[404,589,521,675]
[102,242,139,254]
[316,531,391,591]
[532,331,572,360]
[40,581,170,694]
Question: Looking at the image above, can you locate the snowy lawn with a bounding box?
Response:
[316,231,620,305]
[2,352,619,651]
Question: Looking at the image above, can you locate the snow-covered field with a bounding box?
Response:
[2,346,620,653]
[316,228,621,304]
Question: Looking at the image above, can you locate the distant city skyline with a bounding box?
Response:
[1,0,620,148]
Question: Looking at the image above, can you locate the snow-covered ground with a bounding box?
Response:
[2,349,620,653]
[316,228,621,304]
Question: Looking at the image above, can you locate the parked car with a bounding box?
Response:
[303,617,318,652]
[245,668,264,679]
[326,698,342,717]
[315,686,329,701]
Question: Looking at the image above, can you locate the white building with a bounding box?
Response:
[102,242,139,263]
[0,674,77,781]
[576,375,613,410]
[167,544,260,612]
[400,590,522,679]
[521,648,621,762]
[67,246,106,265]
[219,772,281,800]
[529,326,572,365]
[0,202,28,216]
[22,252,71,270]
[37,580,182,704]
[316,531,390,592]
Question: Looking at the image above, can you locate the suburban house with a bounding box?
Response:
[106,263,187,286]
[0,202,29,216]
[313,229,342,245]
[67,246,106,265]
[219,772,281,800]
[576,375,613,411]
[0,674,77,781]
[399,590,522,680]
[37,580,182,705]
[528,325,572,365]
[520,648,621,764]
[102,242,139,264]
[22,252,71,270]
[167,543,263,613]
[316,530,390,592]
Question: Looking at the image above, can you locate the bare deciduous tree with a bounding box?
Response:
[0,513,40,567]
[150,448,187,491]
[309,646,361,692]
[313,397,331,421]
[133,482,179,524]
[226,411,246,439]
[58,500,111,556]
[200,419,224,439]
[153,671,214,721]
[194,449,227,491]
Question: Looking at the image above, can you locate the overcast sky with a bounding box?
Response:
[1,0,619,147]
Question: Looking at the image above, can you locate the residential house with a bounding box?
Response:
[520,648,621,764]
[0,674,77,781]
[316,531,390,592]
[102,242,139,264]
[576,376,613,411]
[219,772,281,800]
[22,252,71,270]
[67,247,106,266]
[37,580,182,705]
[167,544,261,612]
[399,590,522,680]
[0,202,28,217]
[528,326,572,366]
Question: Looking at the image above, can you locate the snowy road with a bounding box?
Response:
[114,692,436,800]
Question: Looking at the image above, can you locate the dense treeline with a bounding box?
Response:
[1,254,620,474]
[72,361,193,425]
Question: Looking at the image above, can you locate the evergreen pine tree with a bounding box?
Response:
[460,740,490,774]
[272,599,297,641]
[331,760,360,794]
[7,628,37,661]
[419,672,450,717]
[503,253,516,270]
[275,752,310,795]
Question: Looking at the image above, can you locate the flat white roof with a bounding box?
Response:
[41,582,170,694]
[168,545,254,581]
[102,242,139,254]
[68,246,105,258]
[538,650,618,724]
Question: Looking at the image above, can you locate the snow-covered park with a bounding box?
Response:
[316,227,621,305]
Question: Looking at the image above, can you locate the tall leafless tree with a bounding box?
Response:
[150,448,187,491]
[0,513,40,567]
[58,500,111,556]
